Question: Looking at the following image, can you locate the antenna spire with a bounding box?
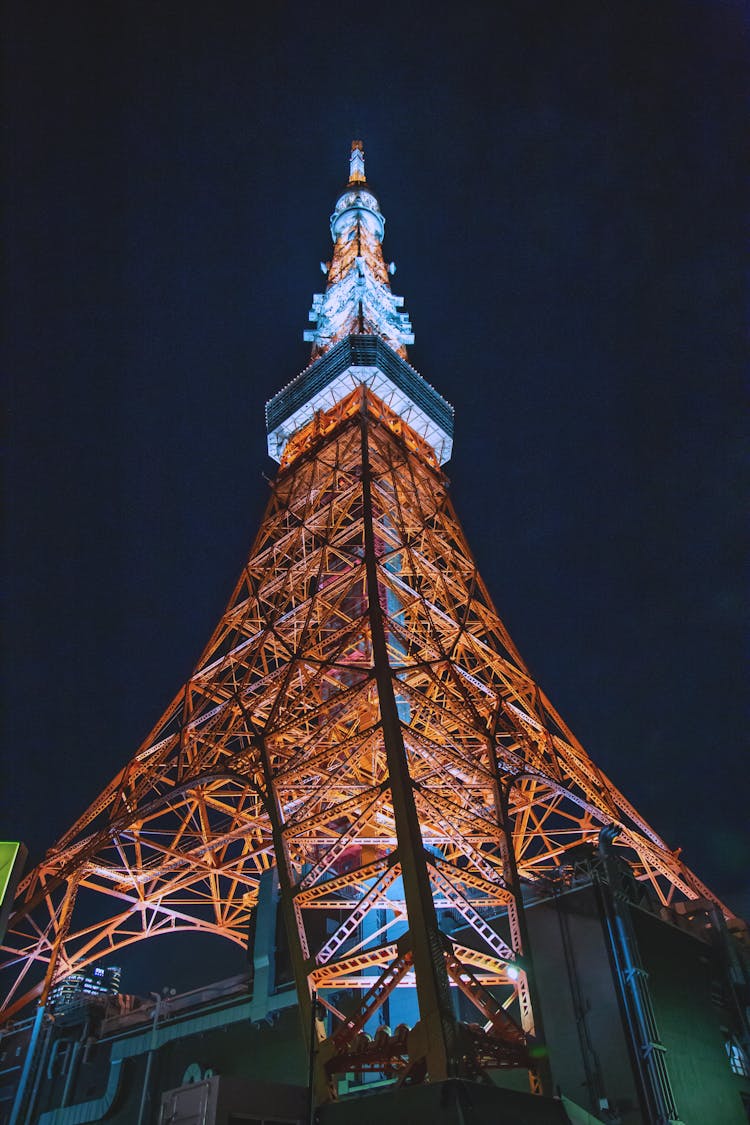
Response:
[302,142,414,361]
[349,139,366,184]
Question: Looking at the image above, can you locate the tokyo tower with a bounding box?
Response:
[1,142,733,1099]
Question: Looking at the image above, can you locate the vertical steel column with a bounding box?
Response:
[8,1006,46,1125]
[359,405,458,1081]
[135,992,163,1125]
[496,777,552,1096]
[596,825,683,1125]
[249,866,279,1023]
[255,734,315,1044]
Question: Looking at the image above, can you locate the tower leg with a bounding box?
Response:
[360,410,458,1082]
[495,776,552,1096]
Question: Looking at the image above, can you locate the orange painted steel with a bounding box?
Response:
[0,384,731,1092]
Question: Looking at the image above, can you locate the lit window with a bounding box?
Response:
[726,1035,750,1077]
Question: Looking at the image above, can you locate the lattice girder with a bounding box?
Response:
[1,386,728,1095]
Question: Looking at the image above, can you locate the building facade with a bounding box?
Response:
[48,969,122,1014]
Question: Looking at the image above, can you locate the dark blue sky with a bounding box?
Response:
[3,1,747,993]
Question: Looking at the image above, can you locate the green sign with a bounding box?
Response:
[0,842,22,903]
[0,841,27,944]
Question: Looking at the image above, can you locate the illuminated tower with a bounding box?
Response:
[0,143,734,1102]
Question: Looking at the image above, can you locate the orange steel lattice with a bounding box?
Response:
[0,144,734,1097]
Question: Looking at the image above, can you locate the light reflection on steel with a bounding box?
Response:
[0,144,732,1102]
[304,142,413,359]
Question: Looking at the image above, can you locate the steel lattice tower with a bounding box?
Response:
[1,143,733,1099]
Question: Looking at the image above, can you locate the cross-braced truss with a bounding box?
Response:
[1,386,729,1093]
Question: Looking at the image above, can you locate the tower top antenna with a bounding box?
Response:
[349,139,366,184]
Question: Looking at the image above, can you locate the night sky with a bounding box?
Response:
[3,1,747,996]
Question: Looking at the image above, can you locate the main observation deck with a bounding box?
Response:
[265,335,454,465]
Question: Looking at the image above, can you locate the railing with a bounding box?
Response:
[265,335,454,437]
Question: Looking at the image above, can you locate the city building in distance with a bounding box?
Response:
[48,966,121,1012]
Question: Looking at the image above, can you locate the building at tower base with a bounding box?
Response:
[1,874,748,1124]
